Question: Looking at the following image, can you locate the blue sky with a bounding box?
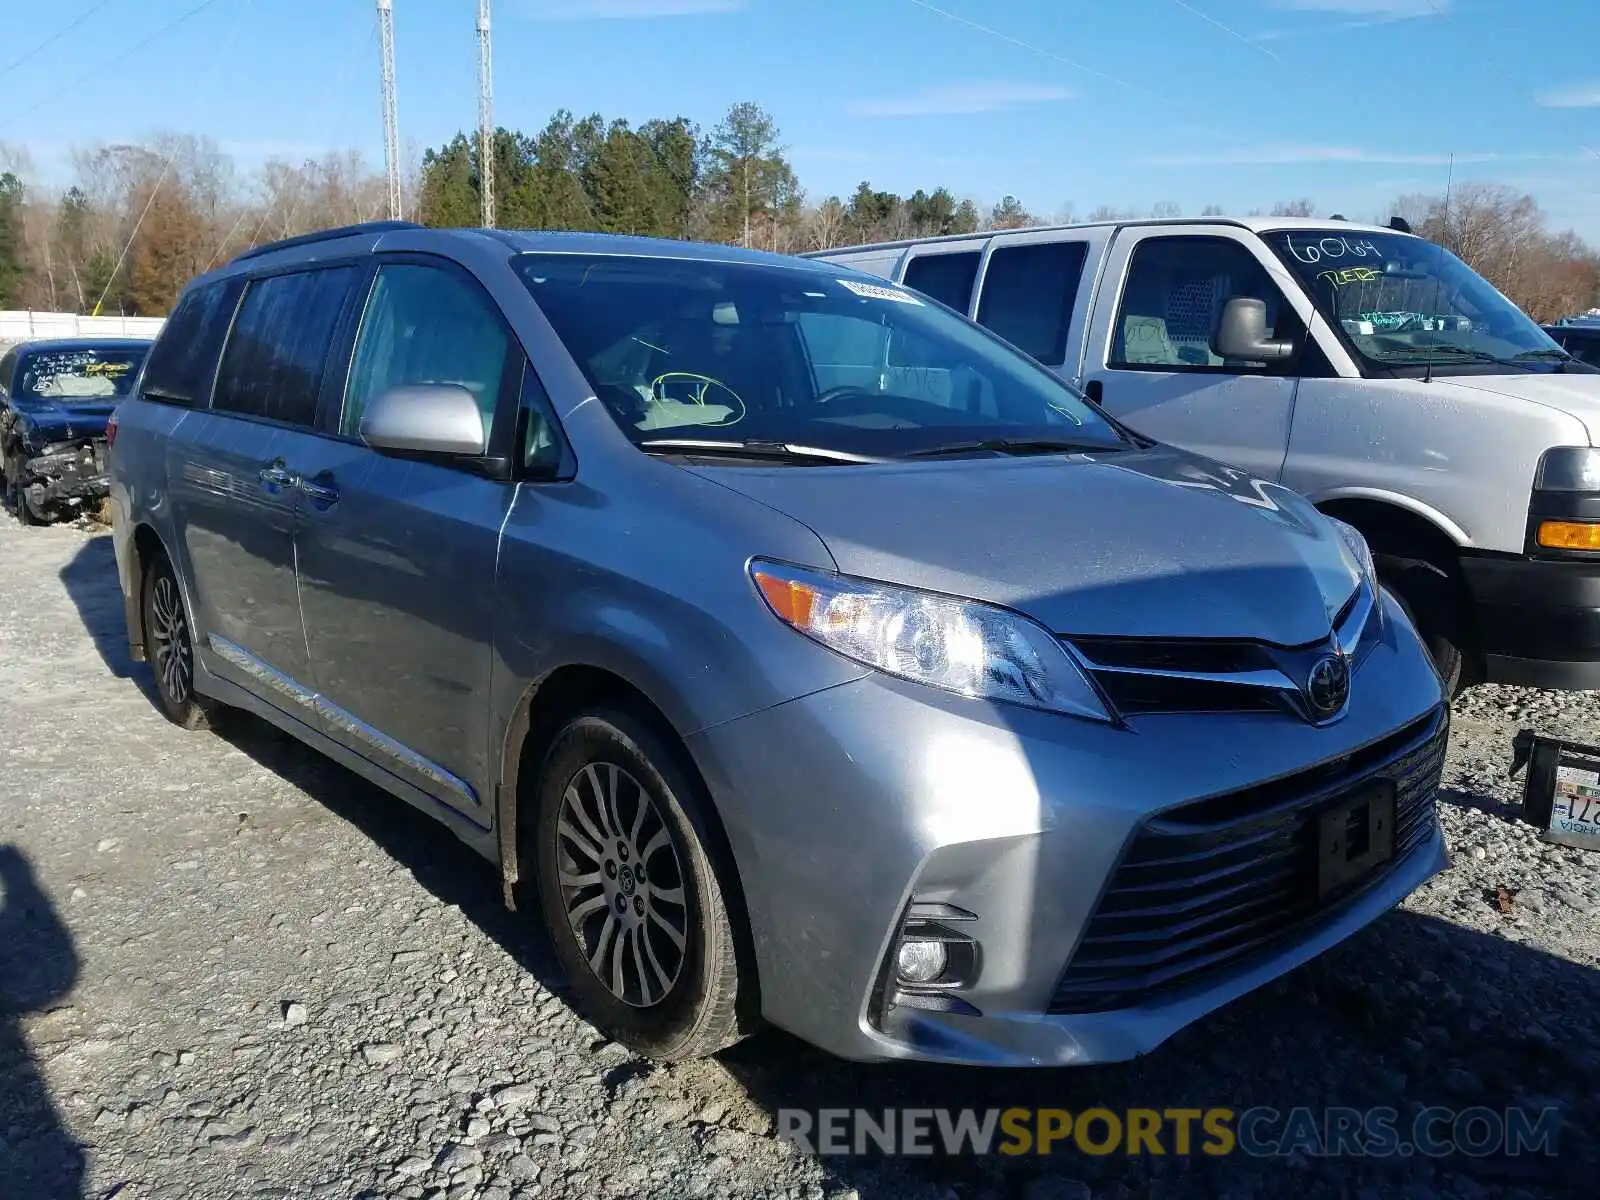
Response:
[4,0,1598,236]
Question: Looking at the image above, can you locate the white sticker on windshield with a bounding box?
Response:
[837,278,923,305]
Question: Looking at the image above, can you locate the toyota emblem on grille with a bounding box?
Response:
[1305,653,1350,720]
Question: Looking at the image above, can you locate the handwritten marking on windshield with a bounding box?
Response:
[1317,267,1381,288]
[1285,235,1381,265]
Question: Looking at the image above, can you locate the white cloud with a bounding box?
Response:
[1537,81,1600,108]
[1273,1,1446,14]
[1136,145,1558,167]
[848,81,1072,117]
[517,0,743,19]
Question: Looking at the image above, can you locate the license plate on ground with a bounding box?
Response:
[1317,784,1397,897]
[1549,767,1600,851]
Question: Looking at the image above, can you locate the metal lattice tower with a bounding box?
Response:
[377,0,402,220]
[476,0,495,228]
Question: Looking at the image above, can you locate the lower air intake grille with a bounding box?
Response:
[1048,708,1447,1014]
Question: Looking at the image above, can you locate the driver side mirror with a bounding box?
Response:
[359,384,489,458]
[1213,297,1295,363]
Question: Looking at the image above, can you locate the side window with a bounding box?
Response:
[213,267,357,425]
[1111,237,1292,373]
[1573,336,1600,369]
[975,240,1087,365]
[902,251,980,313]
[0,350,15,402]
[518,362,567,477]
[140,277,242,406]
[342,263,511,442]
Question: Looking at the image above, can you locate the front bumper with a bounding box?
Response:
[688,590,1447,1066]
[1460,551,1600,690]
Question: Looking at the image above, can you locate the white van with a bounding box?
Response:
[809,218,1600,695]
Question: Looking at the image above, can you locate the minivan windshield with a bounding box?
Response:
[1265,230,1570,375]
[514,253,1126,459]
[16,345,148,404]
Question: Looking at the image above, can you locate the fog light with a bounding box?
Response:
[1538,520,1600,551]
[895,939,947,984]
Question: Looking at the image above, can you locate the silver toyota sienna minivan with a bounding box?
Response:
[109,221,1449,1066]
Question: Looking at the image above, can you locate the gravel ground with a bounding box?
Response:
[1,516,1597,1200]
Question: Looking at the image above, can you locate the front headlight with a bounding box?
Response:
[1327,516,1376,592]
[1535,446,1600,492]
[749,559,1113,722]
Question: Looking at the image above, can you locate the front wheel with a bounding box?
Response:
[533,708,750,1061]
[141,552,216,730]
[1380,555,1467,698]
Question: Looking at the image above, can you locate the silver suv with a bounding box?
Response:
[110,221,1448,1066]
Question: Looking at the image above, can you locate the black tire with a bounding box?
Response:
[4,455,39,526]
[141,551,215,730]
[533,707,749,1062]
[1379,554,1466,698]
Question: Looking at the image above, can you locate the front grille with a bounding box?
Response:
[1070,582,1378,717]
[1048,708,1447,1014]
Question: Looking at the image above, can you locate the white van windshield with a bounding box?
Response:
[515,253,1128,460]
[1265,230,1573,375]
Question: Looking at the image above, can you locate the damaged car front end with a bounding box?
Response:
[4,420,113,524]
[1,337,151,525]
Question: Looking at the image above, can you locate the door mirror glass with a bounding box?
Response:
[359,384,489,457]
[1213,297,1295,363]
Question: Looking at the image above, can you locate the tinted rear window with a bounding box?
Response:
[212,267,358,426]
[902,251,980,313]
[975,240,1088,364]
[140,278,243,406]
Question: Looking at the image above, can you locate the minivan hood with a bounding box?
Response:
[693,447,1361,645]
[1445,372,1600,444]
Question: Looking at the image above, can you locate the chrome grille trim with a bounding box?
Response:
[1067,579,1378,718]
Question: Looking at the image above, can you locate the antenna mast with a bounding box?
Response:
[476,0,495,228]
[377,0,402,220]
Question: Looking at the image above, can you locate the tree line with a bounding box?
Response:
[3,101,1597,323]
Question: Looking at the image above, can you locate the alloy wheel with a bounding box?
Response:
[149,574,193,704]
[555,761,689,1008]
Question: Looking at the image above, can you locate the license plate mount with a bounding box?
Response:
[1316,783,1397,898]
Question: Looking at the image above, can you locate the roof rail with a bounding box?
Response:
[230,219,424,264]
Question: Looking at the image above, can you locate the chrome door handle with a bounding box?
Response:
[258,464,299,491]
[299,478,341,508]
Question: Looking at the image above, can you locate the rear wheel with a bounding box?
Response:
[533,708,749,1061]
[141,551,215,730]
[1378,554,1467,698]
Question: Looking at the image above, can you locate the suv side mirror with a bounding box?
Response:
[1213,297,1295,363]
[359,384,488,458]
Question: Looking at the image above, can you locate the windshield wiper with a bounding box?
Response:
[1513,349,1584,372]
[901,437,1125,460]
[636,437,888,464]
[1396,345,1543,372]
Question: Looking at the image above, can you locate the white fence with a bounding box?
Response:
[1,310,166,350]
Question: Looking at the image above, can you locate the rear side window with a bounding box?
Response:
[140,278,242,406]
[902,251,980,313]
[975,241,1087,365]
[212,267,358,426]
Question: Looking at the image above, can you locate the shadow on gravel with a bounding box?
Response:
[719,912,1599,1200]
[58,535,157,704]
[212,714,568,993]
[0,845,84,1200]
